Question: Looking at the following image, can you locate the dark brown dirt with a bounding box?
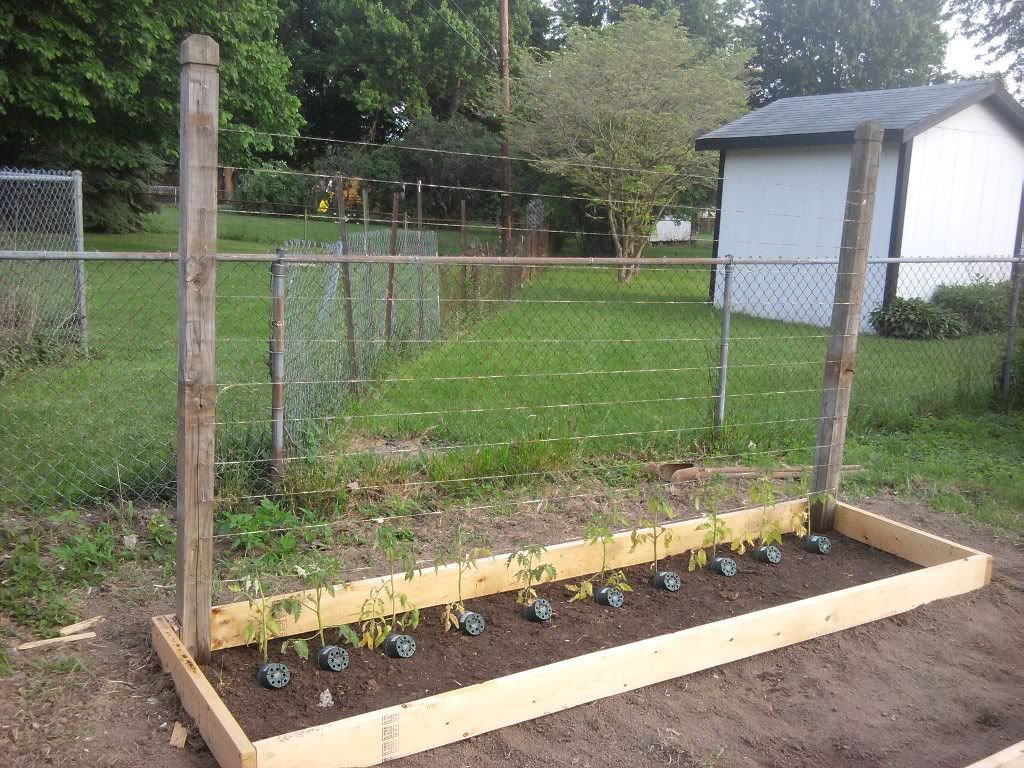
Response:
[1,498,1022,768]
[207,534,916,741]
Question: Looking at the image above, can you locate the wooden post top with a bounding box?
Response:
[854,120,883,143]
[180,35,220,66]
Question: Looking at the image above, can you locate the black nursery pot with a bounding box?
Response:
[316,644,350,672]
[256,662,291,690]
[753,544,783,565]
[522,597,553,622]
[594,585,625,608]
[652,570,682,592]
[457,609,487,636]
[383,633,417,659]
[709,556,738,577]
[802,534,833,555]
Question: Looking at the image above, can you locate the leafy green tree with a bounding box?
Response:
[750,0,947,105]
[946,0,1024,86]
[509,8,748,278]
[279,0,547,150]
[554,0,748,50]
[0,0,302,231]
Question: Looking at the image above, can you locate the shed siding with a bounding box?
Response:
[715,144,899,329]
[898,101,1024,295]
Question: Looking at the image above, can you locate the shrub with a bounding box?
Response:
[997,342,1024,408]
[931,279,1013,334]
[869,297,966,340]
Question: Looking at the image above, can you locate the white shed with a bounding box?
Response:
[651,217,692,243]
[695,80,1024,329]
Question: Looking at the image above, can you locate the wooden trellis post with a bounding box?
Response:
[336,175,359,392]
[176,34,219,663]
[811,120,882,532]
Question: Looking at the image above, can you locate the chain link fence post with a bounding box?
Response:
[714,255,734,433]
[271,250,287,480]
[72,170,88,353]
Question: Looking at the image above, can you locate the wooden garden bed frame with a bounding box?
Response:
[152,499,992,768]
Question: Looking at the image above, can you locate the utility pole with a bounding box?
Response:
[498,0,513,258]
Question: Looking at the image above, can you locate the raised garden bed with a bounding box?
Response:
[152,500,992,768]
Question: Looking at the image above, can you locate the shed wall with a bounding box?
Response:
[897,101,1024,296]
[715,144,899,329]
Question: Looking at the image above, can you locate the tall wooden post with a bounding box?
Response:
[999,184,1024,401]
[72,170,88,353]
[176,34,219,663]
[336,175,359,392]
[811,121,883,532]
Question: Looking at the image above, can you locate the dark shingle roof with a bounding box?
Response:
[695,80,1024,150]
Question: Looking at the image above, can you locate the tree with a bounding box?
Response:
[750,0,947,105]
[0,0,302,231]
[279,0,549,152]
[509,8,749,279]
[554,0,748,50]
[946,0,1024,87]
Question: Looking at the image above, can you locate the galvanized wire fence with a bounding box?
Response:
[0,251,1018,521]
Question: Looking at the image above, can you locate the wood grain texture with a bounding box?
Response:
[151,616,255,768]
[252,552,991,768]
[964,741,1024,768]
[812,120,884,531]
[176,33,219,663]
[209,499,807,651]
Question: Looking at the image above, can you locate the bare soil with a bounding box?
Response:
[1,497,1022,768]
[207,533,915,741]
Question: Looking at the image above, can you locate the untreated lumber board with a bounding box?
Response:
[210,498,807,650]
[965,741,1024,768]
[151,616,255,768]
[835,502,989,569]
[252,551,991,768]
[16,632,95,650]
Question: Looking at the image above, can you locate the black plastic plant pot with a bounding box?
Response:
[316,645,350,672]
[753,544,783,565]
[594,586,625,608]
[652,570,682,592]
[709,556,738,577]
[256,662,290,690]
[457,610,487,636]
[383,633,417,659]
[803,534,833,555]
[522,597,553,622]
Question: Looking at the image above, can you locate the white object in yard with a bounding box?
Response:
[651,217,692,243]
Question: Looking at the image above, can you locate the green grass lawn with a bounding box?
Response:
[1,208,1011,521]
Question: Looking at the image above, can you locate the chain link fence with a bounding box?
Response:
[0,169,87,372]
[0,249,1019,511]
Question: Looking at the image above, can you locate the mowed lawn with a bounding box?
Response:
[0,208,1007,506]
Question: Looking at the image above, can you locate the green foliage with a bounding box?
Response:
[230,576,287,663]
[511,8,748,270]
[434,515,492,630]
[1000,341,1024,409]
[947,0,1024,84]
[217,498,333,567]
[689,479,734,570]
[0,640,12,678]
[931,279,1013,334]
[0,0,301,231]
[507,543,557,606]
[869,298,967,340]
[750,0,947,106]
[567,507,632,602]
[631,496,676,573]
